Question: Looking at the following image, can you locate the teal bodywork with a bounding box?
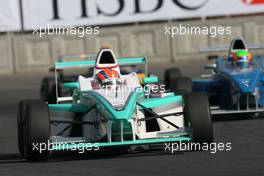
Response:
[80,90,140,121]
[48,103,89,112]
[138,95,182,109]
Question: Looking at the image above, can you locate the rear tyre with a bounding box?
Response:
[47,85,58,104]
[23,100,50,161]
[40,77,55,103]
[184,92,213,143]
[164,68,181,90]
[170,76,192,94]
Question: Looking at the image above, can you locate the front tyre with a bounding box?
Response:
[18,101,28,156]
[184,92,213,143]
[23,100,50,161]
[18,100,40,156]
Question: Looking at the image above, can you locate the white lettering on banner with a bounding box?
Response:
[1,0,264,31]
[0,0,21,32]
[22,0,264,30]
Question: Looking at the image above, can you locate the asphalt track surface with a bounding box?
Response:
[0,74,263,176]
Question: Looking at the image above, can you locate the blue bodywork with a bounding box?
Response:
[193,56,264,108]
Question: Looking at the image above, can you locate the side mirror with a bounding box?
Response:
[142,76,159,85]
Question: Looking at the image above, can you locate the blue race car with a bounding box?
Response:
[165,37,264,117]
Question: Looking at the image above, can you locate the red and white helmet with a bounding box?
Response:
[96,68,119,86]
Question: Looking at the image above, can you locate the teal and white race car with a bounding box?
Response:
[17,47,213,161]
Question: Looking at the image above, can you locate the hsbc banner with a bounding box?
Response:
[0,0,21,32]
[13,0,264,31]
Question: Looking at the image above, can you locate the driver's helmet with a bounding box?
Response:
[231,50,252,69]
[96,68,119,86]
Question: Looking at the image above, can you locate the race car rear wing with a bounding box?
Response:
[200,44,264,53]
[55,57,148,79]
[48,54,97,72]
[55,57,148,69]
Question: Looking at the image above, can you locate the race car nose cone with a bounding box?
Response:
[233,69,261,93]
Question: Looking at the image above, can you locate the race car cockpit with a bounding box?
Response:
[227,37,253,69]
